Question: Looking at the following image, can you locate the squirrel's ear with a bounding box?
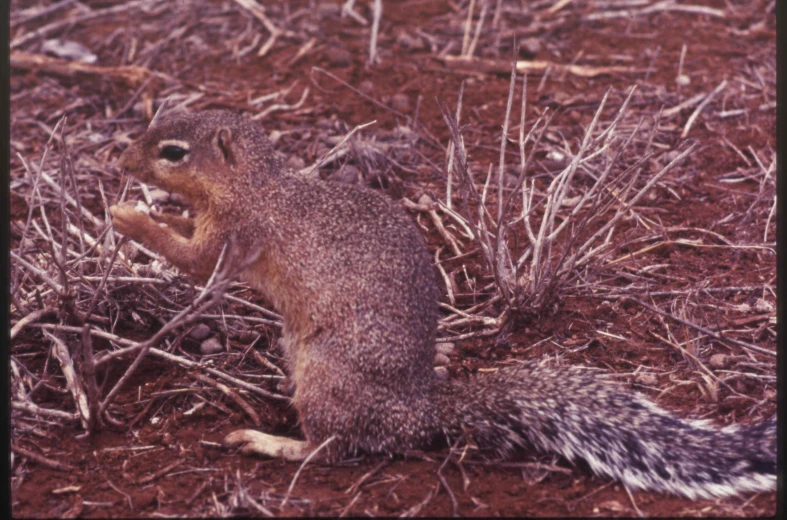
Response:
[214,127,235,164]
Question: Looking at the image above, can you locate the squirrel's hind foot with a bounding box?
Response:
[223,429,311,461]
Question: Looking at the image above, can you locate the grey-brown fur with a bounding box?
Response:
[111,110,775,500]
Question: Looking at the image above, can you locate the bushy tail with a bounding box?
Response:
[435,362,776,499]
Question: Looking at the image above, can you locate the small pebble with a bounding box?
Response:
[189,323,212,341]
[635,373,658,386]
[520,38,542,56]
[434,353,450,366]
[560,195,581,208]
[434,366,449,380]
[287,156,306,171]
[200,337,224,355]
[504,173,520,187]
[326,47,352,67]
[328,165,361,184]
[435,342,455,355]
[709,353,730,369]
[733,303,751,313]
[238,330,257,343]
[316,3,340,16]
[546,150,566,163]
[41,38,97,63]
[754,298,773,313]
[663,150,680,162]
[417,193,434,206]
[675,74,691,86]
[396,31,425,50]
[359,80,375,94]
[390,93,411,113]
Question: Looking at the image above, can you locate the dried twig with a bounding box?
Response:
[441,55,633,78]
[281,436,336,508]
[302,120,377,176]
[11,51,154,86]
[681,80,727,137]
[368,0,383,65]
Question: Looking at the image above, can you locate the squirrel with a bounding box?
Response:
[111,110,776,500]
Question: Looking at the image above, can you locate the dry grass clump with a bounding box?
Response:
[435,60,695,326]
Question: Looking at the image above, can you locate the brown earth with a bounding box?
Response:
[9,0,777,517]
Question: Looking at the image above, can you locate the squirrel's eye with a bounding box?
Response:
[160,145,188,162]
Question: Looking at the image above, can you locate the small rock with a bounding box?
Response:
[480,46,499,58]
[520,38,541,56]
[189,323,212,341]
[359,80,375,94]
[238,330,257,343]
[315,118,336,129]
[663,150,680,162]
[754,298,773,313]
[552,91,574,106]
[390,93,411,113]
[560,195,582,208]
[503,173,520,187]
[435,342,455,355]
[41,38,97,63]
[287,156,306,171]
[316,3,340,16]
[635,373,658,386]
[200,337,224,355]
[709,353,730,369]
[434,366,449,380]
[326,47,352,67]
[733,302,752,313]
[675,74,691,86]
[396,31,425,50]
[417,193,434,206]
[434,353,450,366]
[546,150,566,163]
[328,165,361,184]
[597,500,625,512]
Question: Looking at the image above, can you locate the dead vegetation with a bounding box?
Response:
[9,0,776,517]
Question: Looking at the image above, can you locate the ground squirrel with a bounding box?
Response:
[111,110,775,499]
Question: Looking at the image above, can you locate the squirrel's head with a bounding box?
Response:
[117,110,283,210]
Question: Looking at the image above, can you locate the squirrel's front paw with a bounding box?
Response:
[110,201,155,242]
